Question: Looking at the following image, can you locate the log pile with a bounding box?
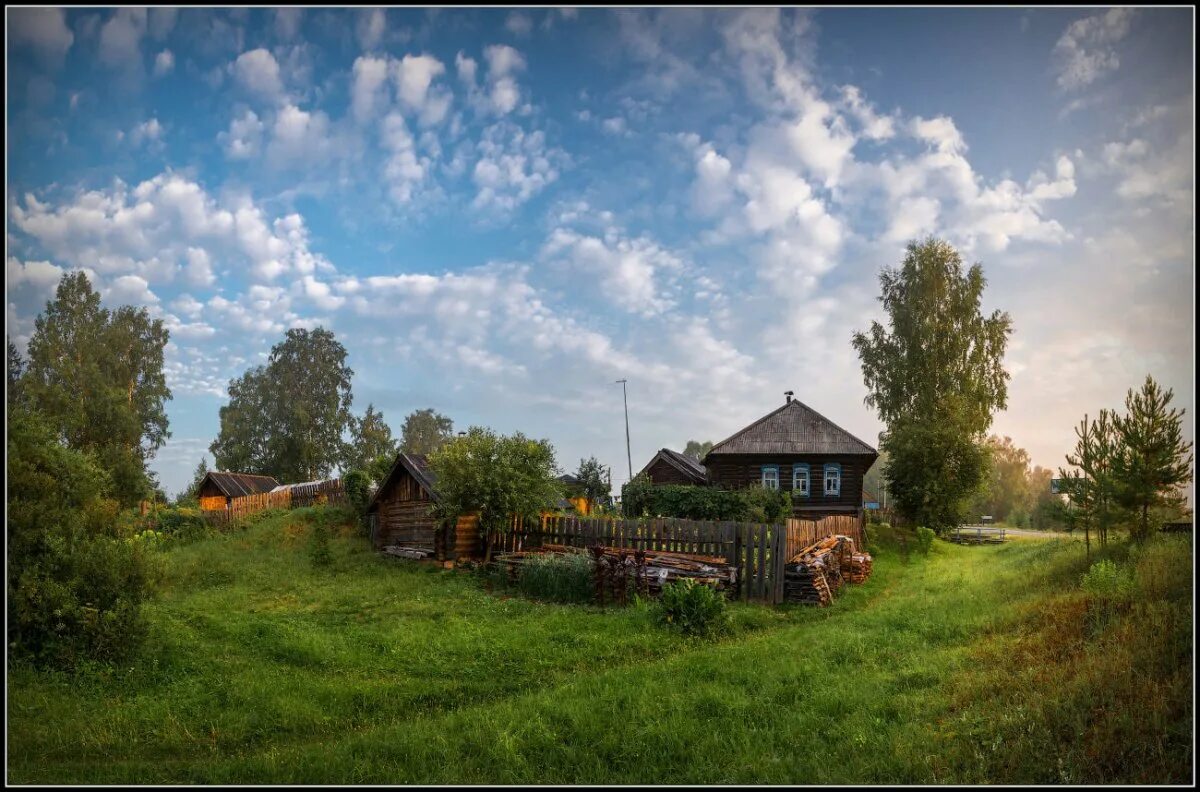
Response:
[783,534,872,605]
[541,543,738,594]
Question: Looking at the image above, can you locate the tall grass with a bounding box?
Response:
[7,507,1191,784]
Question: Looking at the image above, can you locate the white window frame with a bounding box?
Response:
[793,464,810,497]
[761,465,780,490]
[823,464,841,496]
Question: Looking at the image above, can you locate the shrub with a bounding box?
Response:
[621,477,793,522]
[7,409,156,668]
[914,526,936,555]
[515,552,594,604]
[1080,559,1135,603]
[657,578,730,637]
[153,506,210,540]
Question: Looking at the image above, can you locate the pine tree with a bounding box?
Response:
[1111,375,1194,541]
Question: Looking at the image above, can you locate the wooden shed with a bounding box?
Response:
[703,393,878,521]
[196,471,280,511]
[367,453,483,561]
[637,448,708,486]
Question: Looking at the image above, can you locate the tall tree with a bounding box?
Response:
[210,327,354,482]
[23,272,171,506]
[682,440,713,462]
[186,458,210,501]
[852,237,1012,533]
[345,403,398,472]
[400,408,454,455]
[1059,414,1101,558]
[1111,375,1194,541]
[969,435,1033,523]
[427,427,561,563]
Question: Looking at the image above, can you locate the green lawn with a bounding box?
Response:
[7,508,1192,784]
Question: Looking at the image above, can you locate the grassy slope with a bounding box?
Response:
[7,509,1192,784]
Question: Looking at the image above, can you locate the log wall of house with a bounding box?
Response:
[645,458,702,486]
[705,453,874,515]
[372,468,441,553]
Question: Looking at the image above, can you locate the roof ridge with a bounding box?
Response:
[706,400,793,455]
[705,398,876,458]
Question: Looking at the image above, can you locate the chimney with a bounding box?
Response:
[784,390,794,404]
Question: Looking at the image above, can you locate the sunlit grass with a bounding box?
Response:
[7,508,1191,783]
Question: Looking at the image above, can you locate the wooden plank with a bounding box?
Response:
[757,523,768,601]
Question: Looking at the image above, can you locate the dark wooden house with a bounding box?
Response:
[367,453,482,560]
[638,448,708,486]
[196,471,280,510]
[703,393,878,520]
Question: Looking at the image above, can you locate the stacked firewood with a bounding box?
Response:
[541,543,738,596]
[783,534,872,605]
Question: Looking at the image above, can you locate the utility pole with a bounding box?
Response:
[615,379,632,483]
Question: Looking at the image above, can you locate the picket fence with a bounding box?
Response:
[490,511,866,603]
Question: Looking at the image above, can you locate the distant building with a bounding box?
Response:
[196,471,280,511]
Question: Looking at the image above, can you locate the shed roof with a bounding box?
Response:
[367,452,438,510]
[705,399,877,459]
[201,471,280,498]
[638,448,708,484]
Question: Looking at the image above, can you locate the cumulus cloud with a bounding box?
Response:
[265,104,334,169]
[482,44,527,116]
[218,109,265,159]
[6,258,64,293]
[356,7,387,51]
[1053,8,1136,91]
[9,171,335,286]
[471,122,565,213]
[351,55,390,122]
[232,48,284,102]
[391,54,452,125]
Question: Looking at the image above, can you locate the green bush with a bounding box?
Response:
[1080,559,1135,603]
[621,476,793,522]
[657,578,730,637]
[7,409,155,669]
[152,506,210,541]
[914,526,936,555]
[515,552,594,604]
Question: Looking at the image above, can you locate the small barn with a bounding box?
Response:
[637,448,708,486]
[367,453,482,560]
[196,471,280,510]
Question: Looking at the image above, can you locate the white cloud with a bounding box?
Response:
[218,109,265,159]
[232,48,284,102]
[130,118,164,147]
[10,171,334,286]
[541,227,685,317]
[171,293,205,318]
[351,56,390,122]
[483,44,527,116]
[380,112,430,205]
[9,8,75,66]
[265,104,334,169]
[106,274,159,305]
[471,122,565,213]
[6,258,64,292]
[391,54,451,125]
[1053,8,1136,91]
[152,49,174,76]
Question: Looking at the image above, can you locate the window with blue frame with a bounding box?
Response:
[761,465,779,490]
[823,463,841,496]
[792,464,810,497]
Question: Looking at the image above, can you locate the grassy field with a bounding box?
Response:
[7,507,1192,784]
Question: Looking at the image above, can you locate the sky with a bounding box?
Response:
[5,7,1195,499]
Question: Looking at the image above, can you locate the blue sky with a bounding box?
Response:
[6,7,1194,499]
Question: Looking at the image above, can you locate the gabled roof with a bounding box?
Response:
[638,447,708,484]
[201,471,280,498]
[368,452,438,510]
[270,478,337,494]
[704,399,877,459]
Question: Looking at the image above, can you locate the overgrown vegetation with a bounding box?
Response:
[7,409,156,669]
[621,475,792,521]
[8,509,1188,783]
[657,578,730,637]
[914,526,935,555]
[514,553,594,604]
